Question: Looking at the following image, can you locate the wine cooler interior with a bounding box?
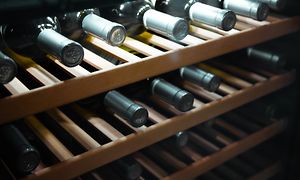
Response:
[0,0,299,179]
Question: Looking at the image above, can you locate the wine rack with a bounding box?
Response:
[0,15,299,124]
[74,114,284,179]
[0,13,299,180]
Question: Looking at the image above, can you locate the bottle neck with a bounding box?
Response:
[154,0,195,18]
[59,8,100,39]
[99,1,152,36]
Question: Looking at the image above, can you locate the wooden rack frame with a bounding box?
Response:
[24,70,294,180]
[249,162,282,180]
[0,16,299,123]
[165,121,285,179]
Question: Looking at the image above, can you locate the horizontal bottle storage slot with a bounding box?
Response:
[4,108,284,179]
[0,15,299,123]
[76,123,283,180]
[0,61,293,179]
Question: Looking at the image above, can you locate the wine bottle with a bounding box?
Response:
[0,124,40,175]
[247,46,286,72]
[167,131,189,148]
[257,0,287,10]
[236,98,282,125]
[0,50,17,84]
[153,0,236,31]
[114,156,143,180]
[1,17,84,67]
[98,0,189,40]
[127,78,194,112]
[179,66,221,92]
[200,0,269,21]
[80,90,148,127]
[58,8,126,46]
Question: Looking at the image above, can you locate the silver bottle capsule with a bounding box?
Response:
[82,14,126,46]
[143,9,189,40]
[37,29,84,67]
[223,0,269,21]
[189,2,236,31]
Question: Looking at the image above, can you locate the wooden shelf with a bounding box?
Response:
[249,162,282,180]
[165,121,285,179]
[0,15,299,123]
[22,67,294,180]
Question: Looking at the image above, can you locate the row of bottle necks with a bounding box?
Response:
[0,95,284,179]
[0,0,285,84]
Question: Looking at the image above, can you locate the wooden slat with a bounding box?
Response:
[190,25,223,40]
[83,48,116,69]
[0,16,299,124]
[133,152,168,179]
[138,32,184,51]
[180,81,223,102]
[164,120,285,179]
[198,64,253,89]
[218,83,238,95]
[71,104,124,141]
[210,62,268,82]
[180,35,205,45]
[236,15,270,27]
[86,36,141,62]
[47,55,90,77]
[23,71,294,180]
[249,162,281,180]
[213,118,248,138]
[123,37,164,56]
[191,22,240,36]
[235,21,256,30]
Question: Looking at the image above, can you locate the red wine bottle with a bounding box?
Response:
[98,0,189,40]
[0,50,17,84]
[0,124,40,175]
[58,8,126,46]
[153,0,237,31]
[1,17,84,67]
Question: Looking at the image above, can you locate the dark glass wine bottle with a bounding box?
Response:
[80,90,148,127]
[98,0,189,40]
[179,66,221,92]
[0,124,40,175]
[258,0,287,10]
[166,131,189,148]
[58,8,126,46]
[126,78,194,112]
[199,0,269,21]
[1,17,84,67]
[0,50,17,84]
[114,156,143,180]
[247,46,286,72]
[153,0,236,31]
